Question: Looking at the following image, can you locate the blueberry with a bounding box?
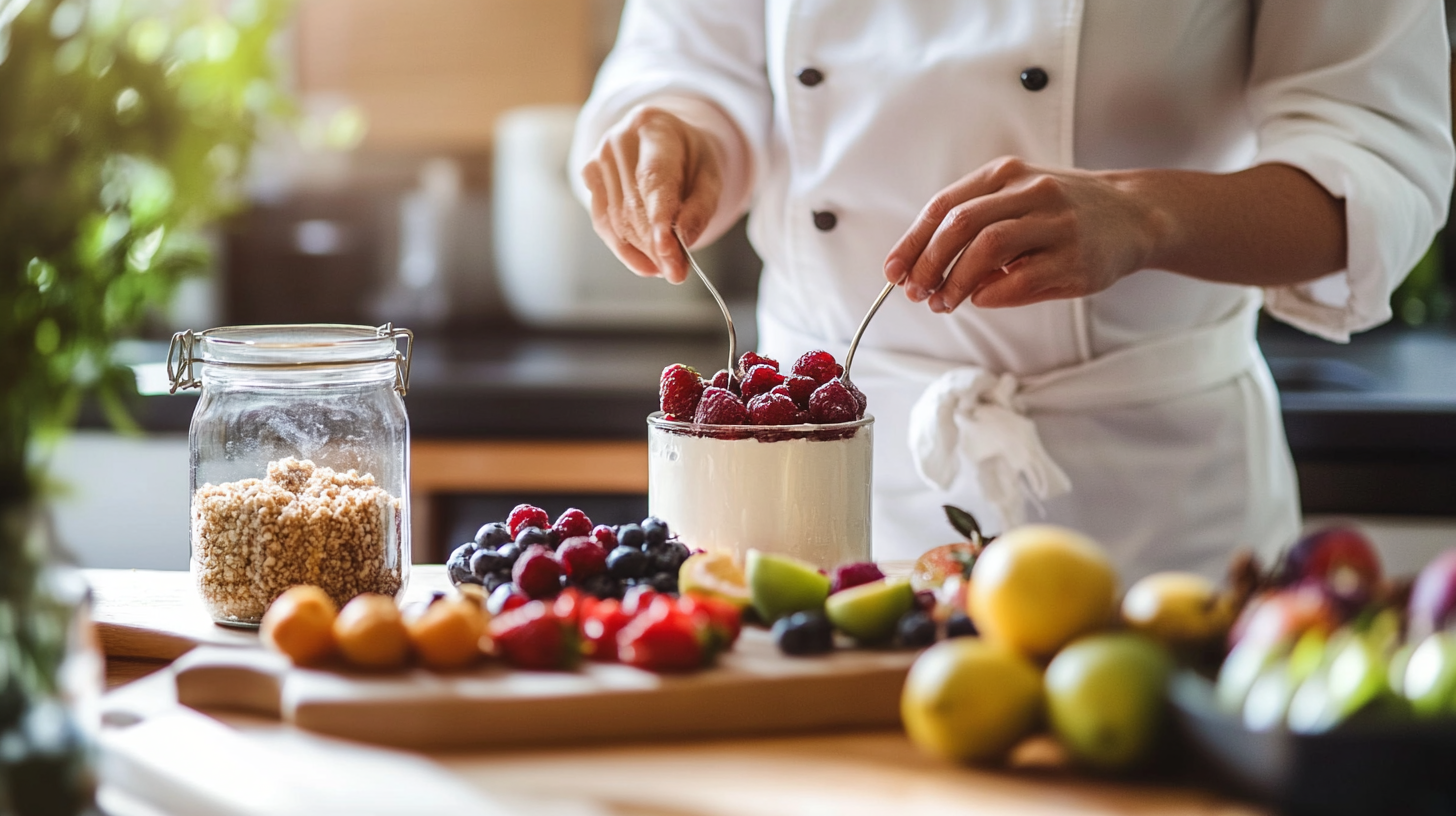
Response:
[647,571,678,593]
[945,611,978,639]
[773,611,834,656]
[581,573,620,599]
[607,545,648,580]
[427,590,447,606]
[617,524,645,551]
[449,541,479,562]
[469,548,504,580]
[447,545,475,585]
[495,542,523,568]
[483,573,508,593]
[647,548,681,576]
[515,527,550,550]
[641,517,670,549]
[664,540,691,570]
[474,522,512,549]
[896,611,937,648]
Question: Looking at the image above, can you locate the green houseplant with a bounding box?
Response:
[0,0,286,811]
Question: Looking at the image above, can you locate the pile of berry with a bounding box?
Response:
[660,350,867,426]
[447,505,693,608]
[489,586,740,672]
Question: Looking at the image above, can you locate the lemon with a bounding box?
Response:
[901,638,1043,765]
[1045,632,1172,770]
[678,551,750,608]
[968,525,1117,660]
[1121,571,1233,647]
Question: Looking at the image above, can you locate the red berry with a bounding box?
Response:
[557,537,607,581]
[845,379,868,418]
[590,524,618,549]
[618,599,704,672]
[552,587,583,627]
[553,508,593,540]
[678,594,742,654]
[486,582,530,615]
[747,392,802,426]
[694,386,749,425]
[489,601,578,670]
[512,544,564,599]
[507,504,550,538]
[659,364,705,418]
[782,375,818,407]
[709,369,733,391]
[831,561,885,594]
[808,379,859,424]
[792,350,840,385]
[739,364,786,400]
[580,598,633,661]
[737,351,779,374]
[621,586,660,616]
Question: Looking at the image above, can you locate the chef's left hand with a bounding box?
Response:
[884,156,1161,312]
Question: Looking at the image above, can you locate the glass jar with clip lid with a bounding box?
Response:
[167,323,414,627]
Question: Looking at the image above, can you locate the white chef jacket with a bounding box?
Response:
[571,1,1455,581]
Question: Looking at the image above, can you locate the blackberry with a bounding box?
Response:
[946,611,978,638]
[641,517,670,549]
[473,522,512,549]
[469,549,505,580]
[896,611,937,648]
[617,523,646,551]
[515,527,550,550]
[580,573,621,600]
[773,611,834,656]
[646,571,678,593]
[607,545,648,580]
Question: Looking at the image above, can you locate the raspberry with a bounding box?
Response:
[694,386,749,425]
[782,375,818,407]
[590,524,618,549]
[659,364,705,418]
[792,350,841,385]
[808,379,859,424]
[512,544,564,599]
[737,351,779,374]
[709,369,736,393]
[845,379,868,418]
[739,364,786,400]
[831,561,885,594]
[552,508,593,540]
[557,537,607,581]
[747,392,802,426]
[507,504,550,538]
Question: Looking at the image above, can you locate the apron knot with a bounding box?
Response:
[907,366,1071,529]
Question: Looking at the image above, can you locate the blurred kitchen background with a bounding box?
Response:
[43,0,1456,573]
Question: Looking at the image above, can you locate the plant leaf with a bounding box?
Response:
[942,504,983,544]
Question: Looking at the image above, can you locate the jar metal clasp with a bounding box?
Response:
[166,330,202,394]
[165,323,415,396]
[377,322,414,396]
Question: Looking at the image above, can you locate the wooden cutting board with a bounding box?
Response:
[173,628,917,751]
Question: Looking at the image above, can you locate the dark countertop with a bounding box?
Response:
[93,317,1456,515]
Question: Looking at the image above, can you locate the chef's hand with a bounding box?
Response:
[581,106,724,284]
[883,156,1159,312]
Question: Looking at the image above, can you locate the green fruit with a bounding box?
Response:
[1217,637,1285,713]
[1242,660,1299,732]
[1402,632,1456,717]
[745,549,831,623]
[1287,670,1339,734]
[1045,633,1172,771]
[825,578,915,642]
[1326,636,1388,723]
[901,638,1044,765]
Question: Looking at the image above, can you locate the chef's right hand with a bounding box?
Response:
[581,106,724,284]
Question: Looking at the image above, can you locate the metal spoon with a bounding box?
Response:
[675,227,737,381]
[841,279,897,384]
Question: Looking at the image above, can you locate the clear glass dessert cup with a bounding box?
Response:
[647,412,873,569]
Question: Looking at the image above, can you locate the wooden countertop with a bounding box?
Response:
[90,568,1269,816]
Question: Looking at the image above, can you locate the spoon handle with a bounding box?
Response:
[675,228,737,380]
[842,280,896,383]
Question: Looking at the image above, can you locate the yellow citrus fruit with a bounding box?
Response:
[1121,571,1233,646]
[260,585,337,666]
[405,595,489,671]
[901,638,1044,765]
[1045,632,1173,771]
[968,525,1117,660]
[334,593,411,670]
[678,551,750,608]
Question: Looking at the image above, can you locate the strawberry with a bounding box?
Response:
[488,600,578,670]
[552,508,593,540]
[678,594,742,655]
[693,386,749,425]
[782,375,818,407]
[557,537,607,581]
[737,351,779,374]
[620,585,660,616]
[486,582,530,615]
[618,597,705,672]
[747,392,801,426]
[792,350,840,385]
[507,504,550,538]
[808,379,859,424]
[580,598,633,661]
[552,587,583,627]
[512,544,564,599]
[659,364,705,418]
[739,364,786,400]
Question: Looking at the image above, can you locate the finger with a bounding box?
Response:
[598,142,652,267]
[902,192,1030,301]
[884,156,1030,288]
[968,254,1083,309]
[608,136,656,261]
[638,135,690,283]
[929,216,1055,313]
[585,161,660,277]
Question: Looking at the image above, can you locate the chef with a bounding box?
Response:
[570,1,1454,579]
